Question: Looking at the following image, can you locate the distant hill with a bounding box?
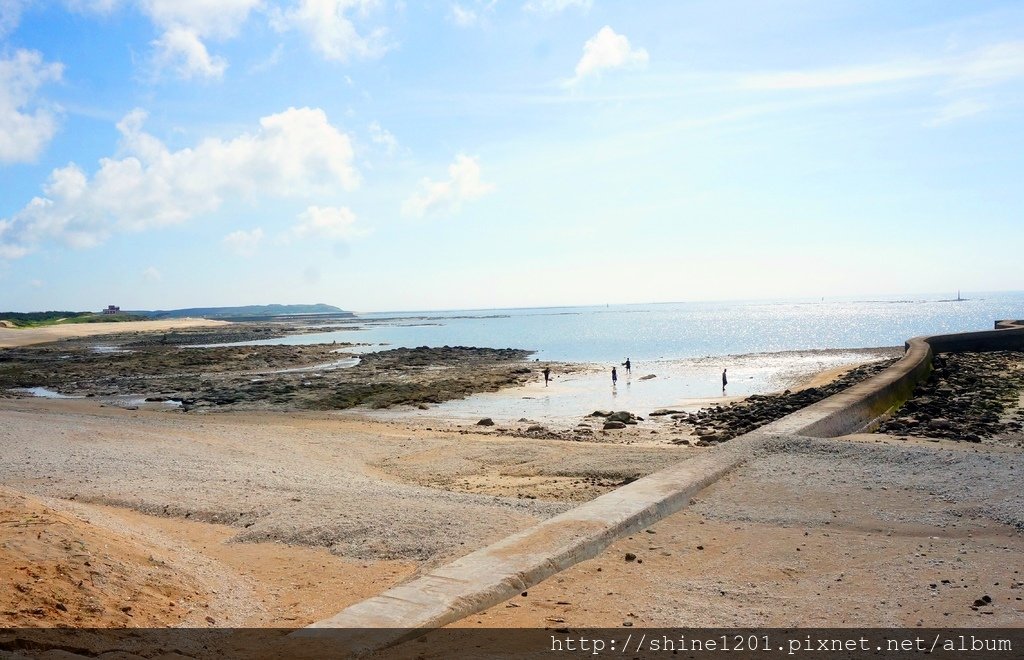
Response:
[137,304,352,320]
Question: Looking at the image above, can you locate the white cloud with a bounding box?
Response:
[223,228,264,256]
[925,99,989,127]
[368,120,397,153]
[271,0,389,63]
[402,154,495,217]
[450,4,478,27]
[953,42,1024,88]
[142,265,162,281]
[0,50,64,164]
[151,26,228,79]
[742,63,932,91]
[0,106,358,258]
[450,1,496,27]
[524,0,591,13]
[29,278,44,288]
[742,41,1024,91]
[68,0,261,79]
[293,206,364,240]
[0,0,31,37]
[139,0,262,38]
[64,0,125,14]
[568,26,648,86]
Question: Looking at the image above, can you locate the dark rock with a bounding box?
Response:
[603,421,627,430]
[624,553,637,562]
[477,418,494,426]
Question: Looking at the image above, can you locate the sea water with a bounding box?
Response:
[216,291,1022,422]
[234,291,1024,364]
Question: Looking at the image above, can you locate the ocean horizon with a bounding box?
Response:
[236,290,1024,364]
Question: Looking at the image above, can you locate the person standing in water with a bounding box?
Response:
[542,367,551,386]
[623,358,631,375]
[612,366,618,386]
[722,368,728,392]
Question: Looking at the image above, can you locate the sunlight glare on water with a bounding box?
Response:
[233,292,1024,363]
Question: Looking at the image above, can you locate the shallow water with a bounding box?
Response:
[220,292,1023,363]
[362,350,894,427]
[11,387,78,399]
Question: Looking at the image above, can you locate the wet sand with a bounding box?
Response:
[364,347,902,431]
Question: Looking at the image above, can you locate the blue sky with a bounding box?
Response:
[1,0,1022,312]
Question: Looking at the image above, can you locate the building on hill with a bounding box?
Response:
[102,305,120,315]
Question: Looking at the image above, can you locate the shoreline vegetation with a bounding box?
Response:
[0,304,352,330]
[0,311,147,328]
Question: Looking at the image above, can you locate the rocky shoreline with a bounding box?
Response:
[0,325,562,412]
[650,359,899,445]
[877,350,1024,445]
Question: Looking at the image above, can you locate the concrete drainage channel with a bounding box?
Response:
[293,320,1024,654]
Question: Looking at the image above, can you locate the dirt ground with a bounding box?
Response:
[1,334,1021,638]
[0,396,687,627]
[0,486,416,628]
[453,434,1024,630]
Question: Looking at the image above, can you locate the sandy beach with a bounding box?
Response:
[0,318,228,349]
[1,320,1021,638]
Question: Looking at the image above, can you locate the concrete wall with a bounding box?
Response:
[299,319,1024,647]
[764,320,1024,439]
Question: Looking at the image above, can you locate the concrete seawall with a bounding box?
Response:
[767,319,1024,439]
[298,319,1024,651]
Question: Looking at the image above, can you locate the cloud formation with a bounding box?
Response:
[0,106,358,258]
[0,49,64,164]
[0,0,31,37]
[450,1,497,27]
[523,0,591,13]
[368,120,397,153]
[402,154,495,217]
[568,26,648,85]
[223,228,264,256]
[141,0,261,79]
[271,0,389,63]
[742,41,1024,91]
[293,205,364,240]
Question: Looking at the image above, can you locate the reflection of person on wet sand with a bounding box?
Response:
[542,367,551,387]
[722,368,728,392]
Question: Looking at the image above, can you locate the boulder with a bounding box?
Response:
[477,417,495,426]
[603,421,627,430]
